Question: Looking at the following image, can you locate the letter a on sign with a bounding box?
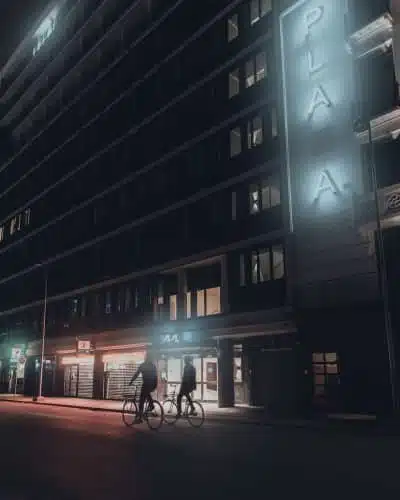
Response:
[314,169,339,201]
[307,85,332,120]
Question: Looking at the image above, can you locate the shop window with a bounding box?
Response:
[250,0,272,25]
[105,291,112,314]
[229,68,240,98]
[169,294,177,320]
[272,245,285,279]
[227,13,239,42]
[230,127,242,157]
[247,116,263,149]
[251,249,271,284]
[312,352,339,397]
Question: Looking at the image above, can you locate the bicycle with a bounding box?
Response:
[162,384,205,428]
[122,386,164,430]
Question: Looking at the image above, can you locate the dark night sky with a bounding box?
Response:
[0,0,50,68]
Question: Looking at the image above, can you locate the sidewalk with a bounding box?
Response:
[0,393,387,432]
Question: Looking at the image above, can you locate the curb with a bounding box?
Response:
[0,397,389,433]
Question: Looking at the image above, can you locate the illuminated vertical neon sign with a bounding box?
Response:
[280,0,362,228]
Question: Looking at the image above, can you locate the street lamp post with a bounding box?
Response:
[37,267,48,400]
[367,119,399,413]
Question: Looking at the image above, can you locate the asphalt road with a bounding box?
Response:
[0,402,398,499]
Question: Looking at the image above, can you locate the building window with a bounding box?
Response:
[10,217,17,235]
[250,0,272,25]
[272,245,285,279]
[0,226,4,242]
[124,287,132,312]
[231,191,237,220]
[251,249,271,284]
[271,107,278,137]
[105,291,112,314]
[245,59,255,88]
[255,52,267,81]
[170,294,177,320]
[230,127,242,157]
[249,176,281,214]
[24,208,31,226]
[240,254,246,286]
[196,287,221,317]
[71,298,79,317]
[229,68,240,98]
[247,116,263,148]
[186,291,192,318]
[312,352,339,397]
[228,13,239,42]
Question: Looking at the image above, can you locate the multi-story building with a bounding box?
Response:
[0,0,398,416]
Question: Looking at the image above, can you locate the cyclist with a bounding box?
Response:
[177,355,197,418]
[129,352,158,423]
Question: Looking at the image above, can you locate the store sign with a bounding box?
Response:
[76,339,92,353]
[33,8,58,56]
[159,331,194,346]
[280,0,361,224]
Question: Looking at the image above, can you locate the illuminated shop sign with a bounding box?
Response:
[160,331,194,346]
[76,339,93,353]
[33,8,58,56]
[280,0,362,226]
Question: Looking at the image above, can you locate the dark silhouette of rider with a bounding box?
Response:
[129,352,158,423]
[177,356,197,417]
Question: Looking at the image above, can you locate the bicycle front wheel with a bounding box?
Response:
[187,401,205,428]
[162,399,178,425]
[122,400,137,427]
[145,400,164,430]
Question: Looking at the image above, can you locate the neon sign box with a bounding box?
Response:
[280,0,363,228]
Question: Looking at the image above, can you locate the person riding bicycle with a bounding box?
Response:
[129,352,158,423]
[177,355,197,418]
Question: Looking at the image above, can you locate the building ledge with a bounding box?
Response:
[347,13,393,59]
[354,107,400,144]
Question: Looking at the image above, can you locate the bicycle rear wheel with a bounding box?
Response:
[122,400,137,427]
[145,400,164,430]
[162,399,178,425]
[187,401,205,428]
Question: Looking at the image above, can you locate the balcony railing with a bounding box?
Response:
[354,108,400,144]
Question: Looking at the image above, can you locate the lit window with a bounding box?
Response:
[250,0,272,25]
[197,290,205,317]
[229,68,240,98]
[230,127,242,157]
[231,191,237,220]
[0,226,4,242]
[71,298,79,316]
[206,287,221,316]
[228,14,239,42]
[17,214,22,231]
[312,352,339,398]
[239,254,246,286]
[252,249,271,283]
[255,52,267,82]
[272,245,285,279]
[249,184,260,214]
[245,59,255,88]
[170,294,177,320]
[10,217,17,235]
[186,292,191,318]
[271,107,278,137]
[24,208,31,226]
[105,292,112,314]
[247,116,263,148]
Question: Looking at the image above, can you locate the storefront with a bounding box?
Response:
[61,355,94,399]
[102,351,146,400]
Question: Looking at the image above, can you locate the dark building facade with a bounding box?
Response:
[0,0,397,416]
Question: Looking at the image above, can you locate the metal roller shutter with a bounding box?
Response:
[64,366,78,397]
[105,362,143,400]
[77,364,94,399]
